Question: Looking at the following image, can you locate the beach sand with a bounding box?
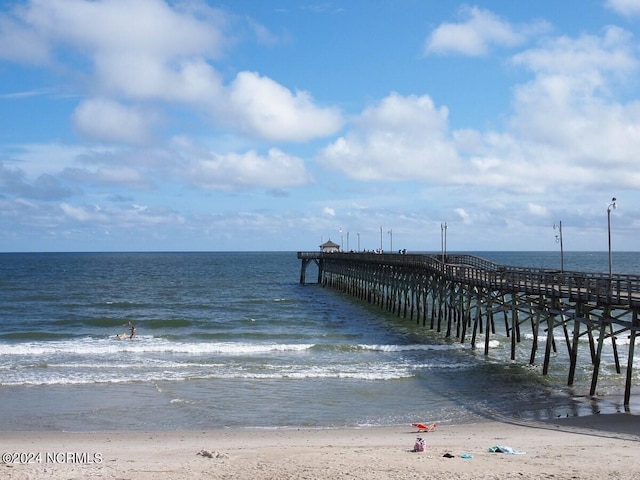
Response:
[2,413,639,479]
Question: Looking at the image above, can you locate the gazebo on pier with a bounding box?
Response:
[320,240,341,253]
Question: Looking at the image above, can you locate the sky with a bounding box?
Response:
[2,0,640,253]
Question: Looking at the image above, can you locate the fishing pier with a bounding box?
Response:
[297,251,640,405]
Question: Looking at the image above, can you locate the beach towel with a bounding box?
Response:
[488,445,526,455]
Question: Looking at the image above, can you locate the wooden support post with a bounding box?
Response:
[624,309,638,406]
[484,297,492,355]
[445,284,453,338]
[561,312,572,357]
[410,287,415,320]
[530,307,541,365]
[568,318,581,386]
[317,259,323,284]
[460,288,471,343]
[543,313,553,375]
[610,323,621,374]
[430,283,437,330]
[587,312,596,363]
[510,298,518,361]
[471,305,479,349]
[299,258,309,284]
[589,321,608,396]
[423,289,429,326]
[436,296,442,332]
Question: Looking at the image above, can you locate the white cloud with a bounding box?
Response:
[72,98,155,145]
[605,0,640,16]
[454,208,470,223]
[58,201,185,228]
[320,92,459,182]
[0,0,341,143]
[321,24,640,200]
[60,202,108,223]
[425,5,548,56]
[226,71,343,141]
[22,0,224,60]
[507,28,640,183]
[527,203,548,217]
[0,12,50,63]
[511,26,637,78]
[187,148,311,190]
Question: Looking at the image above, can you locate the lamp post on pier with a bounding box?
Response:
[553,221,564,272]
[357,233,360,252]
[607,197,617,278]
[441,222,447,263]
[380,226,383,252]
[388,229,393,252]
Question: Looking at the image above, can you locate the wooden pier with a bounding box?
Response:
[297,251,640,406]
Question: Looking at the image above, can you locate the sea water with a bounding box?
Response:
[0,251,638,431]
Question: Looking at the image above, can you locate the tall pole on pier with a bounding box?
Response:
[380,226,383,252]
[357,233,360,252]
[554,221,564,272]
[388,229,393,252]
[608,197,617,278]
[441,222,447,263]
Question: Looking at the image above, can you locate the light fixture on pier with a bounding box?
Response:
[607,197,617,278]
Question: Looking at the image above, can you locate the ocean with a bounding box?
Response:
[0,251,638,432]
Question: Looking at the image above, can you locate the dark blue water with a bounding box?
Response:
[0,251,638,431]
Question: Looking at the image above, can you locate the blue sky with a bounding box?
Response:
[2,0,640,252]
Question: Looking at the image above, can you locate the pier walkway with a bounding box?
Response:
[297,251,640,406]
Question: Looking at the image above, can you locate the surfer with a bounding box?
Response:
[115,321,135,340]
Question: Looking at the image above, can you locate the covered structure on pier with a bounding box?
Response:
[320,240,341,253]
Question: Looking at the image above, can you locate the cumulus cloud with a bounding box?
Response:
[425,5,549,56]
[58,201,185,228]
[226,72,343,141]
[72,98,155,145]
[0,0,341,143]
[187,148,312,190]
[527,203,548,217]
[454,208,470,223]
[605,0,640,16]
[20,0,224,60]
[320,92,459,182]
[0,162,74,200]
[323,207,336,216]
[511,26,637,78]
[319,23,640,198]
[0,12,50,63]
[507,27,640,181]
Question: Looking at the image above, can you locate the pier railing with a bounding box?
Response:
[297,251,640,307]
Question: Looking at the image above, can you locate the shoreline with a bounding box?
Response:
[2,413,639,479]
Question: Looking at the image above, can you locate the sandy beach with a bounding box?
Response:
[1,413,639,480]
